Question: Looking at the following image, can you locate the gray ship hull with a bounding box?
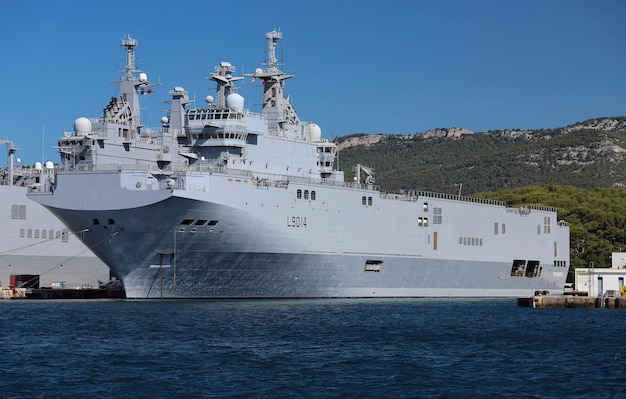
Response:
[119,254,562,299]
[26,32,570,298]
[32,170,569,298]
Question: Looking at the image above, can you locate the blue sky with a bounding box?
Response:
[1,0,624,166]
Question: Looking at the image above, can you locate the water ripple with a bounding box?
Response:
[1,298,625,398]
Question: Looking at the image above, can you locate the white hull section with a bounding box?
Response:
[32,170,569,298]
[1,185,109,288]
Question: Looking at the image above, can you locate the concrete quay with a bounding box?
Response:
[518,294,626,309]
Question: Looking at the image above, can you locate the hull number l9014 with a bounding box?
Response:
[287,216,307,228]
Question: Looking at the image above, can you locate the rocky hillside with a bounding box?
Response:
[334,117,626,194]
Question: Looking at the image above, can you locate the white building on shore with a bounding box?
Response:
[575,252,626,296]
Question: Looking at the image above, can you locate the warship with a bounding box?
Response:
[28,32,570,298]
[1,140,110,289]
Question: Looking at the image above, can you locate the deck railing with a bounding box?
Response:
[28,163,564,214]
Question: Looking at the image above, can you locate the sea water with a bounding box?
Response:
[1,298,624,398]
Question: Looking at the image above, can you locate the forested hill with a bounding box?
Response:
[334,117,626,195]
[333,117,626,270]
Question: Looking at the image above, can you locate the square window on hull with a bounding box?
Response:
[364,260,383,272]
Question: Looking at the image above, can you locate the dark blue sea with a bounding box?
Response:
[1,298,624,398]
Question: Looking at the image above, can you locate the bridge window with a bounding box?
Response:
[297,189,302,199]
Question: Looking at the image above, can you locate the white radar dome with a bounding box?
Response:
[139,73,148,82]
[225,93,244,111]
[308,123,322,142]
[34,162,43,171]
[255,68,263,74]
[205,95,214,104]
[74,117,92,135]
[160,116,169,124]
[45,161,54,169]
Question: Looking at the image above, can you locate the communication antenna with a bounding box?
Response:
[42,123,45,164]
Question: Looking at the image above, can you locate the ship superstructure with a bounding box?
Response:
[28,32,570,298]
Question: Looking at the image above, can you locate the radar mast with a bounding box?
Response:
[121,35,139,81]
[264,30,283,73]
[245,30,299,131]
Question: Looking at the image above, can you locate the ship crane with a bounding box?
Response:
[353,163,375,185]
[0,139,17,186]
